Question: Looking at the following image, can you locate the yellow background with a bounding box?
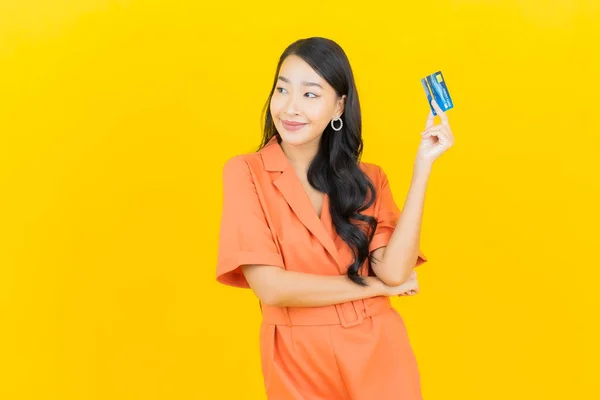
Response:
[1,1,598,399]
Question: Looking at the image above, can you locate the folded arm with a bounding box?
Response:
[241,264,385,307]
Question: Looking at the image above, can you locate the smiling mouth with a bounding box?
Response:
[281,119,308,132]
[282,120,307,126]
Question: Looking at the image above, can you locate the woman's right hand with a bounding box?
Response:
[378,270,420,297]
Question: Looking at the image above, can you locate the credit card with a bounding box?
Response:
[421,71,454,116]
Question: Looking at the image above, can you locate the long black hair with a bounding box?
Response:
[257,37,378,286]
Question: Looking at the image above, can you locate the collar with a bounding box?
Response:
[260,135,290,172]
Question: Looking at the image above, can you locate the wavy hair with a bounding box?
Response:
[257,37,379,286]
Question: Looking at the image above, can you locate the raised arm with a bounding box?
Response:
[369,165,429,286]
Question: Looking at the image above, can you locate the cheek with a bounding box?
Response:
[270,96,284,117]
[269,96,329,130]
[308,109,331,129]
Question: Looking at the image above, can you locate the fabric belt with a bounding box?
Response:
[260,296,392,328]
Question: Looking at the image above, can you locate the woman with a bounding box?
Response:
[216,37,453,399]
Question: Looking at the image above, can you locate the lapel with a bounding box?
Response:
[260,136,342,270]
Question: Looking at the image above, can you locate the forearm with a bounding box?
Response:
[269,269,384,308]
[380,164,431,285]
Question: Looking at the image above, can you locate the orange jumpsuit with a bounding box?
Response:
[216,136,428,399]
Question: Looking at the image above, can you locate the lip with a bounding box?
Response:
[281,119,308,132]
[282,119,307,126]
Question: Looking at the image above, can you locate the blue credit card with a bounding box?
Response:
[421,71,454,116]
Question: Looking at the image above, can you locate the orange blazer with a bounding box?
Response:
[216,135,427,289]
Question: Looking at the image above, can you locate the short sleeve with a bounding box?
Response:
[216,156,285,288]
[369,166,428,268]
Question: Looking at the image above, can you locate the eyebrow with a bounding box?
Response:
[278,76,323,89]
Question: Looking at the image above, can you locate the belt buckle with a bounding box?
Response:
[335,301,365,328]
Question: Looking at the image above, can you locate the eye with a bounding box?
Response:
[275,87,318,98]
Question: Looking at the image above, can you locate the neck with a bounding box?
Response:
[279,137,320,173]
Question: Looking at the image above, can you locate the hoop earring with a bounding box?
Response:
[330,116,343,131]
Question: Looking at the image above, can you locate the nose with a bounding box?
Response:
[283,91,301,115]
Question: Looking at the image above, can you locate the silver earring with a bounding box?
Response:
[331,116,343,131]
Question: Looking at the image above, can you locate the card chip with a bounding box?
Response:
[436,73,443,83]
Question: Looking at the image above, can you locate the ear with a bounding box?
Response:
[335,94,347,117]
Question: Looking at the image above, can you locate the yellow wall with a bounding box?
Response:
[1,1,598,398]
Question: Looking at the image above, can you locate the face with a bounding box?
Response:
[270,55,346,148]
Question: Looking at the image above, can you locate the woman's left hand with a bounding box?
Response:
[398,270,420,297]
[399,288,419,296]
[416,99,455,168]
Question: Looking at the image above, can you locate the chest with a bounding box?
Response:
[261,168,356,275]
[301,182,325,219]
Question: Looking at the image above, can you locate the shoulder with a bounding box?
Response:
[222,151,262,177]
[222,155,246,181]
[359,161,385,183]
[222,154,248,171]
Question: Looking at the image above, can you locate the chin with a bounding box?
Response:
[279,131,304,142]
[278,128,319,146]
[280,133,314,147]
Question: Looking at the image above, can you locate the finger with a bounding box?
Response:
[425,110,435,129]
[422,125,442,134]
[422,125,452,142]
[423,129,450,145]
[421,126,443,138]
[430,99,450,128]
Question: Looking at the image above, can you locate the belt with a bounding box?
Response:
[260,296,392,328]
